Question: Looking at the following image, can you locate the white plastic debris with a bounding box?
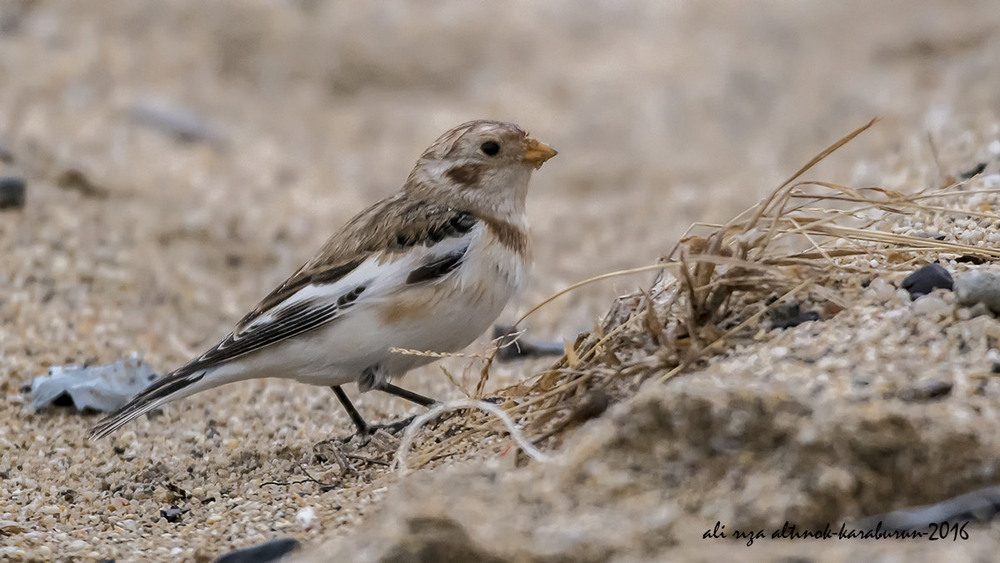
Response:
[295,506,316,529]
[31,354,157,412]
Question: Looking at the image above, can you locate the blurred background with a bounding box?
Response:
[3,0,1000,388]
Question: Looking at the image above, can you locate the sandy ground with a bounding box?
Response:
[3,0,1000,561]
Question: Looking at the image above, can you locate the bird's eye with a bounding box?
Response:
[480,141,500,156]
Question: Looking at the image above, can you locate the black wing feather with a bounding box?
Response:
[406,247,469,285]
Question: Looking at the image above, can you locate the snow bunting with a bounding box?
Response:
[89,120,556,440]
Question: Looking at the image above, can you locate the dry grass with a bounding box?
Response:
[392,117,1000,470]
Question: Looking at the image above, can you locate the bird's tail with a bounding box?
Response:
[88,367,211,440]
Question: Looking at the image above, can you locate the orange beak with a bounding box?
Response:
[523,137,558,169]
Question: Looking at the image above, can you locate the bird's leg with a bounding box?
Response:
[329,367,439,440]
[377,382,437,407]
[330,385,374,437]
[361,363,439,408]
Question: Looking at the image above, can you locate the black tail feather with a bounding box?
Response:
[88,370,205,440]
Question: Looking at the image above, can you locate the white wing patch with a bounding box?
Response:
[229,226,481,347]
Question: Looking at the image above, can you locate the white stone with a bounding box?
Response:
[912,294,950,317]
[295,506,316,529]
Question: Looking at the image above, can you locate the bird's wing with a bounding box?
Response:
[184,195,479,372]
[235,194,478,331]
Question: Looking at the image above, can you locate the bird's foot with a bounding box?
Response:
[366,414,419,436]
[335,414,419,447]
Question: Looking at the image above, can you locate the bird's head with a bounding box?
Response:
[405,120,557,221]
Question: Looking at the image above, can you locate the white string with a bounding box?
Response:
[394,399,550,475]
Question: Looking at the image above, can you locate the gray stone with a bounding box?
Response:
[0,175,25,209]
[955,271,1000,314]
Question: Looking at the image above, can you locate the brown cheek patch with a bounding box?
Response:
[478,215,530,257]
[445,163,485,187]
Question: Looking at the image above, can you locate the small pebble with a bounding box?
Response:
[493,325,565,362]
[769,302,822,329]
[56,168,109,198]
[955,271,1000,314]
[902,263,953,300]
[959,162,987,179]
[160,506,189,523]
[130,96,228,147]
[567,390,611,424]
[214,538,300,563]
[866,277,897,301]
[857,484,1000,531]
[0,175,26,210]
[295,506,315,529]
[912,294,950,317]
[898,379,953,402]
[0,520,27,534]
[955,254,988,265]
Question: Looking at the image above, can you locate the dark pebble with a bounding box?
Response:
[901,263,953,300]
[959,162,988,179]
[955,254,988,265]
[160,506,189,523]
[493,325,565,362]
[214,538,301,563]
[856,485,1000,531]
[56,168,109,198]
[0,175,26,209]
[897,379,953,402]
[769,302,822,329]
[568,390,611,424]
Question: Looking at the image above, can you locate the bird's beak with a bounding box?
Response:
[523,138,558,169]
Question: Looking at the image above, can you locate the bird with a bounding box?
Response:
[89,120,557,440]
